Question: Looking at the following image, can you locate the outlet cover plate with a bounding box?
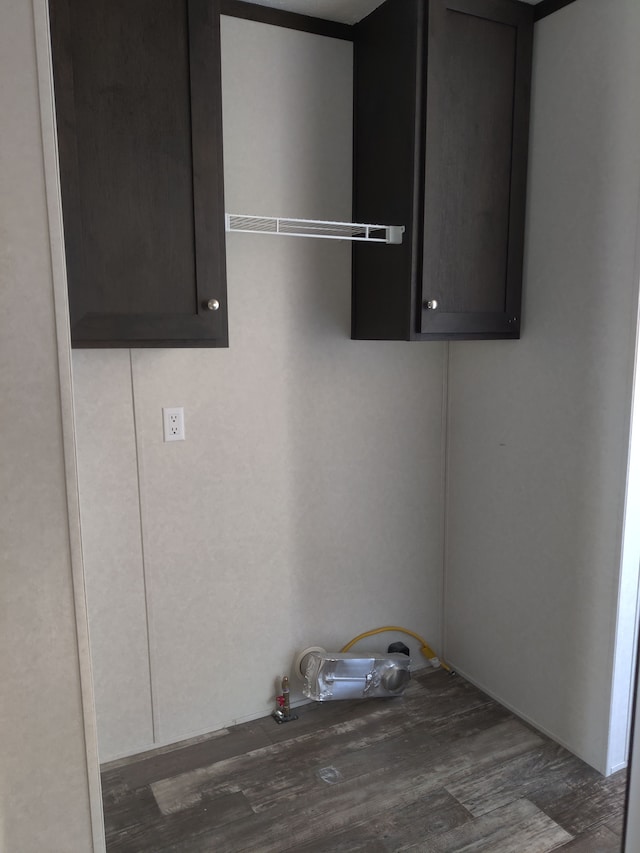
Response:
[163,407,185,442]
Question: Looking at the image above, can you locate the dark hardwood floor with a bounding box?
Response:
[101,669,627,852]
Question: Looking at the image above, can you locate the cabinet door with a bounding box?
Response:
[50,0,228,347]
[420,0,532,339]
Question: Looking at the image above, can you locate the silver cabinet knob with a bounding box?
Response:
[423,299,438,310]
[206,298,220,311]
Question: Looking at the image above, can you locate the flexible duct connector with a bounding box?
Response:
[340,626,453,673]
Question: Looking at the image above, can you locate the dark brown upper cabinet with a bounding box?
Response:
[50,0,228,347]
[352,0,533,341]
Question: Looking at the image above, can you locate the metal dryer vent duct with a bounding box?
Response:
[296,647,411,702]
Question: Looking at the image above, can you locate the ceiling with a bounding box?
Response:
[234,0,542,25]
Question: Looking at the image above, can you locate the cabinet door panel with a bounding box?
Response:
[420,0,531,337]
[50,0,228,347]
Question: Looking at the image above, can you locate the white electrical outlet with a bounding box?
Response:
[163,407,185,442]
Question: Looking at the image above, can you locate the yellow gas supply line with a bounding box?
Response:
[341,626,454,674]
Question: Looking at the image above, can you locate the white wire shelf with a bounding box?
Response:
[225,214,404,245]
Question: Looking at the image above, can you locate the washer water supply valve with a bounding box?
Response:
[272,674,299,725]
[297,648,411,702]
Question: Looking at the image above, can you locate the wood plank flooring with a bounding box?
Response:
[101,669,627,852]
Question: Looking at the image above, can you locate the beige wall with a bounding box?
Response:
[73,351,153,758]
[74,17,447,761]
[444,0,640,773]
[0,0,99,849]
